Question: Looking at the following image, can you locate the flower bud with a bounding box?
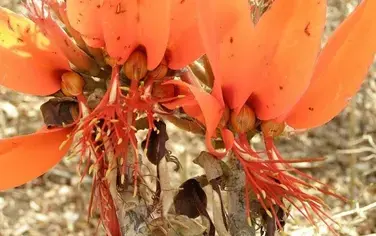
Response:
[148,58,168,80]
[230,105,256,133]
[61,72,85,97]
[123,50,148,81]
[261,120,285,137]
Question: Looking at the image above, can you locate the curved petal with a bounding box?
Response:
[0,127,72,190]
[0,7,70,95]
[183,103,205,125]
[247,0,326,120]
[194,0,221,103]
[66,0,104,41]
[102,0,171,69]
[168,0,250,70]
[165,80,227,157]
[286,0,376,129]
[217,1,255,109]
[167,0,202,70]
[195,0,253,105]
[82,35,105,48]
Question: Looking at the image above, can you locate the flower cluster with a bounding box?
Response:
[0,0,375,235]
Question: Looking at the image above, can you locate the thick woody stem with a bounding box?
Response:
[227,152,256,236]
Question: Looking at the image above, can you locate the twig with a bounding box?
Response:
[290,202,376,234]
[331,201,376,219]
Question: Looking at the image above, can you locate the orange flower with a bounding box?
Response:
[0,0,245,191]
[0,7,78,191]
[191,0,376,135]
[65,0,244,70]
[170,0,376,232]
[0,2,248,235]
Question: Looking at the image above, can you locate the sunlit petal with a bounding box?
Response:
[167,0,202,70]
[102,0,171,69]
[164,80,228,156]
[248,0,326,120]
[195,0,251,104]
[286,0,376,129]
[218,0,255,109]
[66,0,104,41]
[0,7,70,95]
[0,127,72,190]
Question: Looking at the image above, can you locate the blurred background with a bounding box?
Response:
[0,0,375,235]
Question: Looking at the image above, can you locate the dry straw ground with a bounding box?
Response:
[0,0,375,235]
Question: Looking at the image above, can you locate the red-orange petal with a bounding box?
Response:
[247,0,326,120]
[0,127,72,190]
[165,80,228,157]
[82,35,105,48]
[101,0,171,69]
[167,0,202,70]
[168,0,250,70]
[286,0,376,129]
[218,0,255,109]
[66,0,103,41]
[194,0,221,103]
[183,103,205,125]
[195,0,252,104]
[0,7,70,95]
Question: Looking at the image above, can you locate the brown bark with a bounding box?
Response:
[227,154,256,236]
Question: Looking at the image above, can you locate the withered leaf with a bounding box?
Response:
[174,179,215,236]
[174,179,207,219]
[40,97,78,128]
[168,215,207,236]
[149,215,207,236]
[194,152,229,234]
[141,120,169,204]
[193,151,223,181]
[210,180,229,234]
[141,120,168,165]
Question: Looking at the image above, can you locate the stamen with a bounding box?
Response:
[108,78,118,104]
